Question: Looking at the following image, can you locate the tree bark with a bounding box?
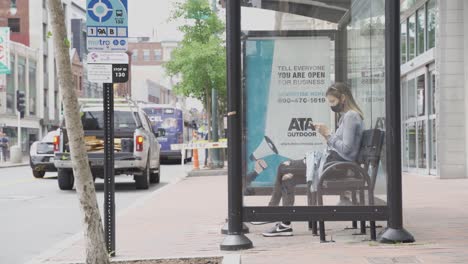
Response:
[48,1,110,263]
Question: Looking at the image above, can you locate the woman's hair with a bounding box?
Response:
[326,82,364,120]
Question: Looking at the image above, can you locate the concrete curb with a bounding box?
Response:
[222,254,241,264]
[0,162,29,169]
[187,169,228,177]
[34,255,240,264]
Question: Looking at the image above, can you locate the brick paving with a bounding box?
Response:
[38,173,468,264]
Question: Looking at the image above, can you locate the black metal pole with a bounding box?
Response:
[220,0,252,251]
[378,0,414,243]
[104,82,116,255]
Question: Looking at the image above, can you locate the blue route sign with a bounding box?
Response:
[87,0,128,52]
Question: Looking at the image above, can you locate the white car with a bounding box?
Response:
[29,130,59,178]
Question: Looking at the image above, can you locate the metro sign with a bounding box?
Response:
[86,0,128,52]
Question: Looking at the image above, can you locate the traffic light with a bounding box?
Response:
[16,90,25,118]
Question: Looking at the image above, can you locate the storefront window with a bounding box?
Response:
[417,121,427,169]
[407,122,416,168]
[29,61,37,116]
[407,78,416,119]
[401,0,418,13]
[427,0,436,49]
[429,119,436,170]
[416,7,425,55]
[408,15,416,61]
[401,22,407,64]
[417,75,425,116]
[430,71,436,114]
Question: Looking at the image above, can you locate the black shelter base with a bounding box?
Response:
[220,234,253,251]
[221,220,250,234]
[378,227,415,244]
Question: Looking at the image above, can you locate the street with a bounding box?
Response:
[0,163,188,264]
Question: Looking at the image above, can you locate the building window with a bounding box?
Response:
[406,78,416,119]
[18,57,26,93]
[6,55,15,113]
[132,50,138,61]
[416,7,425,56]
[8,19,20,33]
[417,74,425,116]
[29,61,37,116]
[154,49,162,61]
[401,21,407,64]
[408,15,416,61]
[143,49,150,61]
[426,0,436,50]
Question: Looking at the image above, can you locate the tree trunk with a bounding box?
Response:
[48,1,110,263]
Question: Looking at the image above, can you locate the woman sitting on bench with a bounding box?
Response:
[263,82,365,237]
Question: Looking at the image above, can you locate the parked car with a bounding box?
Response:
[53,99,163,190]
[29,130,59,178]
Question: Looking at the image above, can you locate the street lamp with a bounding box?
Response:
[10,0,17,16]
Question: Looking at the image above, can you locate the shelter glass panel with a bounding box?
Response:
[241,0,388,208]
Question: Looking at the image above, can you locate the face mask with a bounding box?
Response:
[330,102,344,113]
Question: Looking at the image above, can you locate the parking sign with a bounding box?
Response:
[86,0,128,52]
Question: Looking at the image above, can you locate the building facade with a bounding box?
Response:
[400,0,468,179]
[129,40,183,106]
[0,0,87,154]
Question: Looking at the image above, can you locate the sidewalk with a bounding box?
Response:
[0,157,29,168]
[36,173,468,264]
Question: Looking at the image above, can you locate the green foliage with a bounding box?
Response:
[47,31,53,39]
[63,38,71,48]
[165,0,226,106]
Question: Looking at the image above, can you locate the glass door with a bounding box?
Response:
[401,66,430,174]
[428,63,437,175]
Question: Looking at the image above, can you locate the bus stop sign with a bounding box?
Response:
[86,0,128,52]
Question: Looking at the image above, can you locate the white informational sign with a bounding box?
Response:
[0,28,11,74]
[87,52,129,83]
[88,52,128,64]
[261,37,332,160]
[88,64,113,83]
[86,0,128,52]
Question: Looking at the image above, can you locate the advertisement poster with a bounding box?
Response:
[245,37,332,189]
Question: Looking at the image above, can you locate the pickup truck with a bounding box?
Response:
[53,102,163,190]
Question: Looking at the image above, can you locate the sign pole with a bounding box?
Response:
[17,110,21,150]
[103,82,116,255]
[220,0,252,251]
[86,0,128,255]
[378,0,414,243]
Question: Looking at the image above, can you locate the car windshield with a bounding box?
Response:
[81,111,138,130]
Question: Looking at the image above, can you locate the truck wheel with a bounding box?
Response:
[33,170,45,178]
[58,169,74,190]
[135,160,150,190]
